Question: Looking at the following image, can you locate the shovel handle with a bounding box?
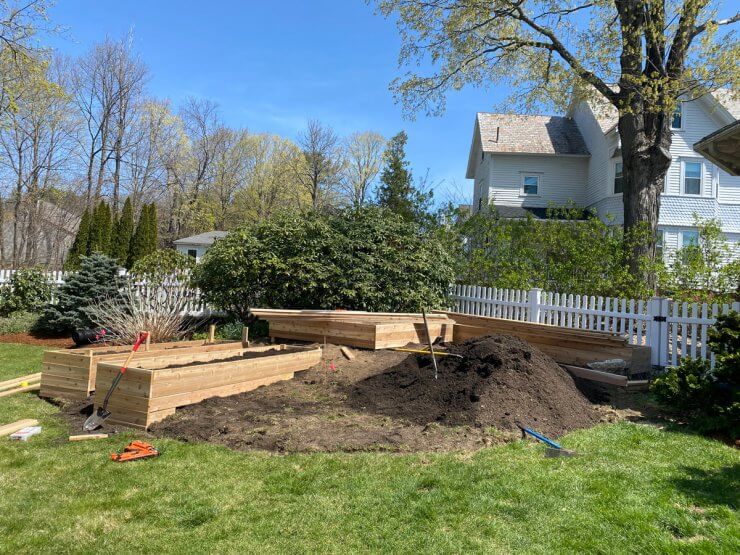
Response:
[101,332,149,410]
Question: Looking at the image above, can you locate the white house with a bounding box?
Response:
[466,90,740,261]
[173,231,228,262]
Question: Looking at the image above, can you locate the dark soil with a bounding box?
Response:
[149,335,602,453]
[0,332,74,348]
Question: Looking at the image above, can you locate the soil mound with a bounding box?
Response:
[348,334,599,437]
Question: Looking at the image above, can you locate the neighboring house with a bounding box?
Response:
[466,90,740,262]
[173,231,228,262]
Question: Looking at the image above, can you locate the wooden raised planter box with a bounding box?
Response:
[40,339,247,401]
[267,319,455,349]
[94,344,322,429]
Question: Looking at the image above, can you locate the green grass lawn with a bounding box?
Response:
[0,343,737,554]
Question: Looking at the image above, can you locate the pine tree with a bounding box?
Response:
[147,203,158,253]
[36,253,122,334]
[88,201,112,254]
[128,204,150,268]
[65,207,92,270]
[376,131,432,224]
[111,197,134,266]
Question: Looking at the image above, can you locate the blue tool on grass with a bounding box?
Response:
[515,422,578,457]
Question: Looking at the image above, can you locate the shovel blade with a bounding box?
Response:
[83,408,110,432]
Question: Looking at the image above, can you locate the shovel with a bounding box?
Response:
[83,332,149,431]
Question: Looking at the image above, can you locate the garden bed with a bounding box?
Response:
[150,335,608,453]
[94,344,322,429]
[40,339,249,400]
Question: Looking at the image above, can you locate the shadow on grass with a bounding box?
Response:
[670,463,739,509]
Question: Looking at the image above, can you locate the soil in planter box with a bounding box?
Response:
[150,335,602,453]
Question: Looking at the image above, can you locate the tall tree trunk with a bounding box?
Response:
[618,111,672,290]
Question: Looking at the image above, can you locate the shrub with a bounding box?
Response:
[0,267,53,316]
[131,249,196,286]
[447,204,658,299]
[35,253,122,335]
[651,311,739,439]
[85,283,206,344]
[0,311,41,335]
[659,216,739,303]
[193,207,455,320]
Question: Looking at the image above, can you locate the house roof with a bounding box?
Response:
[588,87,739,134]
[694,119,740,175]
[476,113,590,156]
[173,231,228,246]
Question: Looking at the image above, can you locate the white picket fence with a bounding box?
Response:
[450,284,739,368]
[0,268,208,315]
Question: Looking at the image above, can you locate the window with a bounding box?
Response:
[656,229,664,259]
[521,174,539,195]
[682,161,702,195]
[671,103,682,129]
[614,161,624,194]
[187,249,197,259]
[681,230,699,248]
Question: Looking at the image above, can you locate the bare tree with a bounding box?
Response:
[340,131,385,208]
[109,34,147,212]
[295,119,343,210]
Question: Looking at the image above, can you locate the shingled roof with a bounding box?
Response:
[476,113,590,156]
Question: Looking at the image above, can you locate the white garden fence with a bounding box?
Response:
[450,284,739,368]
[0,268,209,315]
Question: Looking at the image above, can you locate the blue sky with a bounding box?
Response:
[45,0,515,206]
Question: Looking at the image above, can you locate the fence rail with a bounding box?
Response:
[450,284,739,368]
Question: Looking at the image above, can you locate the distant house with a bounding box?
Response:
[466,89,740,262]
[173,231,228,262]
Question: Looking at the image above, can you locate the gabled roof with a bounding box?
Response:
[173,231,228,246]
[476,113,590,156]
[586,87,739,134]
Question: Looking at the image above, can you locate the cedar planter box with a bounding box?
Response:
[40,339,247,401]
[94,344,322,429]
[267,319,455,349]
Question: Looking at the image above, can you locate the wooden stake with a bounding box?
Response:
[208,324,216,343]
[69,433,108,442]
[241,326,249,347]
[144,331,151,352]
[0,419,39,436]
[340,346,355,360]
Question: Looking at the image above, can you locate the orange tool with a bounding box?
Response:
[110,440,159,462]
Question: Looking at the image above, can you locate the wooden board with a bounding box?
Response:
[0,419,39,436]
[94,345,321,429]
[268,319,455,350]
[40,339,247,400]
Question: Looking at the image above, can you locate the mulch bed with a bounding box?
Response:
[0,332,74,348]
[148,335,603,453]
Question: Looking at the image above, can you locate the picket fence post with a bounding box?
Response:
[647,297,669,367]
[528,288,542,323]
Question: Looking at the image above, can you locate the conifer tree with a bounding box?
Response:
[36,253,122,334]
[65,207,92,270]
[147,203,159,253]
[376,131,432,224]
[128,204,150,267]
[111,197,134,266]
[88,201,112,254]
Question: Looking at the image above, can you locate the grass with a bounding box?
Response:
[0,343,738,554]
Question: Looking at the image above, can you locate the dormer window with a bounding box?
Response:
[671,103,683,130]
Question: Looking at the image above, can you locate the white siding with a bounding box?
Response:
[718,167,740,204]
[571,102,620,206]
[486,154,588,207]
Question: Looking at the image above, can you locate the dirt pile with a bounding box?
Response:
[150,335,601,453]
[349,334,599,437]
